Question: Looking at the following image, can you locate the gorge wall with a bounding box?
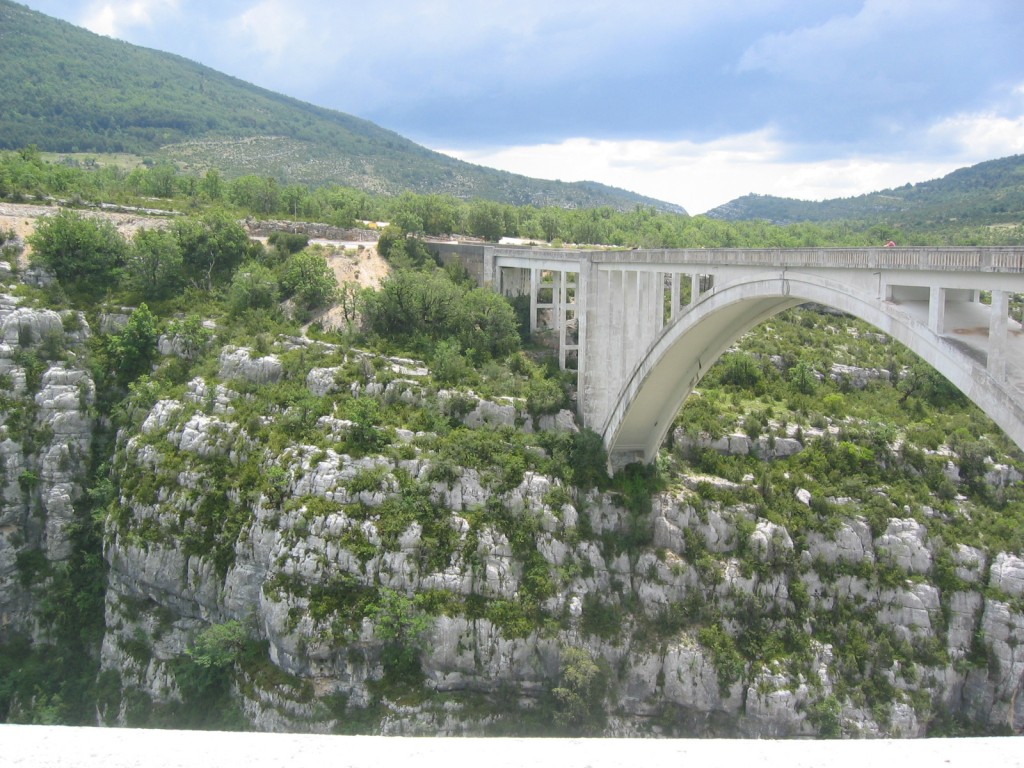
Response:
[0,237,1022,738]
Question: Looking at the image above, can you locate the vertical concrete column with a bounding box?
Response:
[654,271,665,334]
[622,270,640,374]
[577,259,598,428]
[645,271,661,341]
[558,270,568,369]
[928,286,946,335]
[670,273,681,320]
[988,289,1009,381]
[690,273,702,304]
[606,270,625,420]
[483,246,496,288]
[529,268,539,335]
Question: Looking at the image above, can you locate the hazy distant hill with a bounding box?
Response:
[706,155,1024,226]
[0,0,685,213]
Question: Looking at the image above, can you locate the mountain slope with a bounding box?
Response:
[0,0,684,213]
[706,155,1024,226]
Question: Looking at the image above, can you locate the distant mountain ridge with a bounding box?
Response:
[705,155,1024,226]
[0,0,685,213]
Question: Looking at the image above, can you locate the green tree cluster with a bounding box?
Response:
[362,267,520,362]
[28,209,126,296]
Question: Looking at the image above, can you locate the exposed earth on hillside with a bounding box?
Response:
[304,241,390,330]
[0,202,172,264]
[0,203,390,309]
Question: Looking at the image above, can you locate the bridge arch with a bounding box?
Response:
[602,270,1024,467]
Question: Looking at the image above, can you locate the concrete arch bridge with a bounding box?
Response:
[477,246,1024,470]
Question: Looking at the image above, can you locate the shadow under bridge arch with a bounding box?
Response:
[601,270,1024,468]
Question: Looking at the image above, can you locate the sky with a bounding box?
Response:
[16,0,1024,214]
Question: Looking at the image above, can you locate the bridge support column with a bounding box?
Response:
[691,273,702,304]
[644,271,662,339]
[623,271,640,372]
[989,289,1009,381]
[529,269,540,335]
[929,286,946,334]
[484,248,496,287]
[670,273,681,319]
[577,257,595,422]
[557,270,569,369]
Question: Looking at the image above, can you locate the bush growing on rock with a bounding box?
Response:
[28,210,126,297]
[280,248,338,312]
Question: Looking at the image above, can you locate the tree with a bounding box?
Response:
[126,227,183,300]
[362,267,462,346]
[468,200,506,241]
[28,209,126,296]
[458,287,520,360]
[227,261,279,315]
[141,163,178,198]
[369,589,432,685]
[267,231,308,256]
[280,249,338,311]
[200,169,223,201]
[165,314,212,360]
[172,212,249,291]
[228,175,279,214]
[552,647,606,732]
[107,304,159,385]
[188,621,247,670]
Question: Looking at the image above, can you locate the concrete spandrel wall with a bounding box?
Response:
[4,726,1021,768]
[425,242,487,285]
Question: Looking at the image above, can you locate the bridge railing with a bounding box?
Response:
[611,247,1024,272]
[488,246,1024,273]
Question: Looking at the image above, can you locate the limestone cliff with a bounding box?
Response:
[0,251,96,639]
[0,238,1021,737]
[95,336,1024,737]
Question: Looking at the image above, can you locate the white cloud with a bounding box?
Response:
[924,84,1024,158]
[737,0,947,78]
[235,0,310,61]
[439,130,978,215]
[80,0,179,38]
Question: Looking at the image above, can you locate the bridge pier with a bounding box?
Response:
[929,286,946,334]
[989,289,1009,381]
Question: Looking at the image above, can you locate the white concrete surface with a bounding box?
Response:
[4,725,1023,768]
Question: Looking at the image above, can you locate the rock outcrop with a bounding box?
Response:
[0,288,96,636]
[95,344,1024,737]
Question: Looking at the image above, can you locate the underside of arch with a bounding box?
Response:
[602,272,1024,468]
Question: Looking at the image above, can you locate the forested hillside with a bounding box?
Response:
[0,157,1022,737]
[707,155,1024,230]
[0,0,682,212]
[4,147,1024,249]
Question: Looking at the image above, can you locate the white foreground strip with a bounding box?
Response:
[4,725,1022,768]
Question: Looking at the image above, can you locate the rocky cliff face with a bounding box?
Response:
[0,253,96,640]
[94,336,1024,737]
[0,238,1019,737]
